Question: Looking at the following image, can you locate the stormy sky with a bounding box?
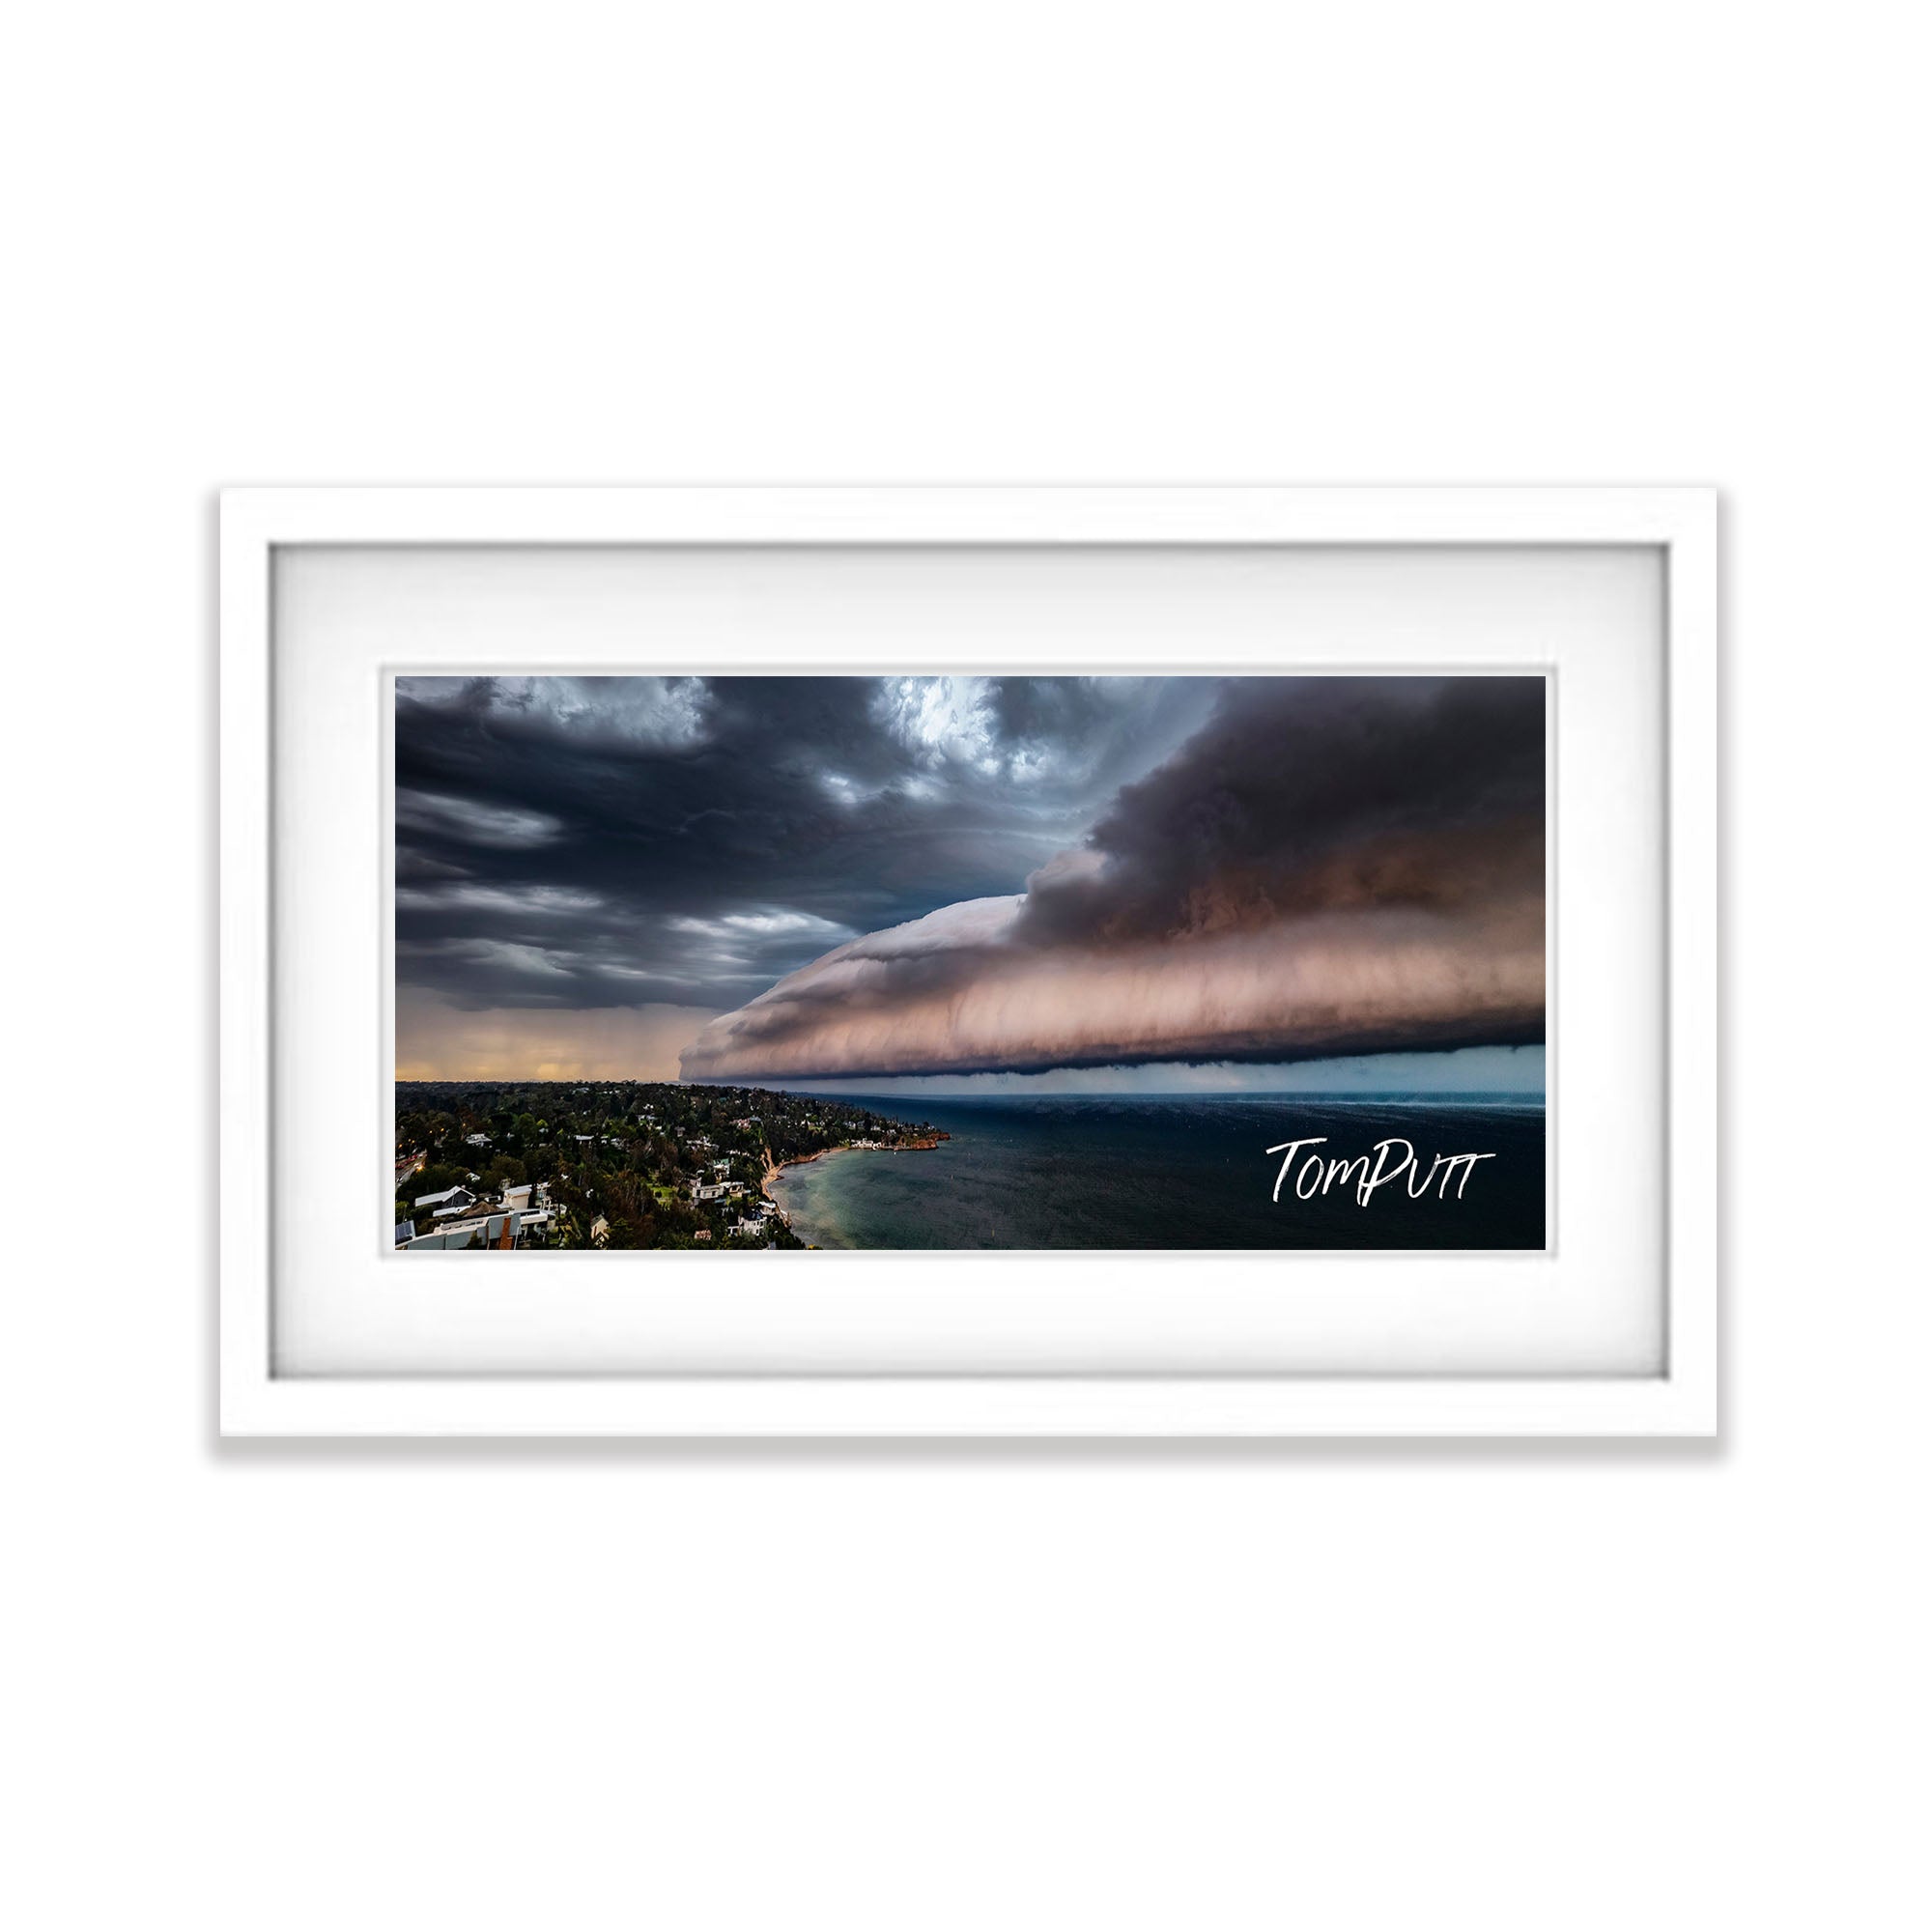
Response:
[395,674,1546,1089]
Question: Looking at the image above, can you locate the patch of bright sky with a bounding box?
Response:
[871,674,1000,772]
[720,1044,1546,1100]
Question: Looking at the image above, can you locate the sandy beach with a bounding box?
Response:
[763,1137,946,1231]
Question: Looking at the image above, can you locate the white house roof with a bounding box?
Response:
[409,1208,523,1249]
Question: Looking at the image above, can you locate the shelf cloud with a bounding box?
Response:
[679,677,1546,1081]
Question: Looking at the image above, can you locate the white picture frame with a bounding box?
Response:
[220,486,1717,1437]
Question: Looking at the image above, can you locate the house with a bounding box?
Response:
[692,1181,728,1202]
[590,1214,610,1244]
[693,1229,711,1241]
[488,1182,555,1239]
[404,1208,523,1252]
[464,1132,491,1148]
[414,1183,477,1214]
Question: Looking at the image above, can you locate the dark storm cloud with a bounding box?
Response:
[394,674,1212,1014]
[1015,675,1547,947]
[681,677,1547,1081]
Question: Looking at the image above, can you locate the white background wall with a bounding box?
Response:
[4,5,1925,1927]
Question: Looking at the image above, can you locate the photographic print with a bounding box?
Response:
[393,672,1548,1252]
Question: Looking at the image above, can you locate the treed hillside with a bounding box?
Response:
[395,1080,942,1250]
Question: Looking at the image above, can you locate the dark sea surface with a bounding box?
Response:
[768,1095,1546,1250]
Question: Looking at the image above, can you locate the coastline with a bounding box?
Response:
[753,1095,1544,1251]
[762,1136,947,1238]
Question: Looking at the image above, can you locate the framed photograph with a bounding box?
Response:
[220,487,1717,1436]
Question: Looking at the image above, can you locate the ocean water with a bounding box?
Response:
[768,1095,1546,1250]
